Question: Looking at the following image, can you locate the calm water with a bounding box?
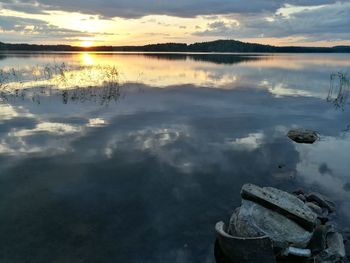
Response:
[0,52,350,262]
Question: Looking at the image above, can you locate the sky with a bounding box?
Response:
[0,0,349,47]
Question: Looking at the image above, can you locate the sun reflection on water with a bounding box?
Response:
[81,53,95,66]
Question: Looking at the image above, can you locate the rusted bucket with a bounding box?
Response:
[215,221,276,263]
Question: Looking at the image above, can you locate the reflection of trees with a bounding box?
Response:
[142,53,267,65]
[327,72,349,110]
[189,54,267,65]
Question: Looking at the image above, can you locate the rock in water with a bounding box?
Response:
[306,202,323,215]
[241,184,317,231]
[233,200,313,248]
[306,192,336,213]
[287,129,318,144]
[326,232,346,258]
[215,184,346,263]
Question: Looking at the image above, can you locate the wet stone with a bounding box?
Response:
[228,208,240,236]
[298,194,307,202]
[293,189,306,196]
[309,225,332,254]
[233,200,313,248]
[306,202,323,215]
[287,129,318,144]
[306,193,336,213]
[241,184,317,231]
[326,232,346,259]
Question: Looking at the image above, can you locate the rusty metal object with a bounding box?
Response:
[215,221,276,263]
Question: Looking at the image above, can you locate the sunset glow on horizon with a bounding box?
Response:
[0,1,349,47]
[80,41,93,47]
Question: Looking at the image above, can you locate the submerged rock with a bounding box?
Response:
[287,129,318,144]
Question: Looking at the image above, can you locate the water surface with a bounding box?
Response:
[0,52,350,263]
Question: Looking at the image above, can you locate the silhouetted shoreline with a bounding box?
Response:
[1,39,350,53]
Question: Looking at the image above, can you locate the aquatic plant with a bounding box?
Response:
[327,72,350,110]
[0,61,128,106]
[0,63,123,106]
[0,69,8,89]
[0,68,18,89]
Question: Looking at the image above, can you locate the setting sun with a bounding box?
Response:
[81,41,93,47]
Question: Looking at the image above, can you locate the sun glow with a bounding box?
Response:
[81,53,94,65]
[81,41,93,47]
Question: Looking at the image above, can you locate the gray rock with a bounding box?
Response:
[282,247,311,257]
[309,224,334,254]
[228,208,240,236]
[293,189,306,196]
[287,129,319,144]
[298,194,307,202]
[241,184,317,231]
[314,232,346,262]
[233,200,313,248]
[306,202,323,215]
[326,232,346,258]
[306,193,336,213]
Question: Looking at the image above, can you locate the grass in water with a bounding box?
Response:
[0,63,122,105]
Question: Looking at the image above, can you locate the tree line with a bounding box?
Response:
[1,40,349,53]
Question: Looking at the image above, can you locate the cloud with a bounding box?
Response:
[0,15,106,42]
[0,0,341,19]
[0,0,45,14]
[0,15,85,35]
[0,1,349,45]
[194,2,350,42]
[194,20,240,37]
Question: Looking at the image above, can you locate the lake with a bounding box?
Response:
[0,52,350,262]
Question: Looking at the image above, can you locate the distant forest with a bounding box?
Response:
[1,39,350,53]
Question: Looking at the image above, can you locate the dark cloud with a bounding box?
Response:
[0,0,45,14]
[0,15,40,31]
[0,0,341,18]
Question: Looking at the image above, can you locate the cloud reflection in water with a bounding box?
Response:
[0,53,349,262]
